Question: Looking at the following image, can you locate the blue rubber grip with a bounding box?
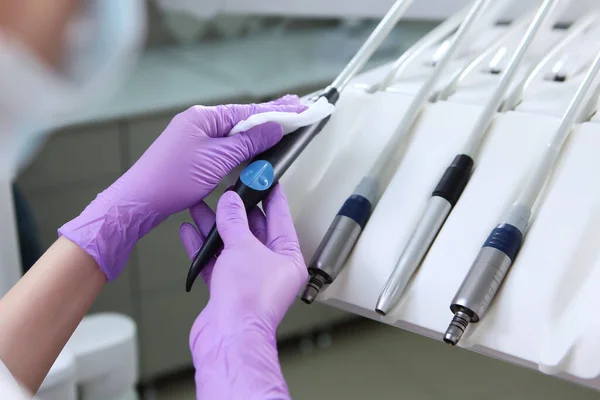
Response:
[239,160,275,191]
[483,223,523,262]
[338,195,372,229]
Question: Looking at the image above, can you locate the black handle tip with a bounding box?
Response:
[185,223,223,293]
[186,268,197,292]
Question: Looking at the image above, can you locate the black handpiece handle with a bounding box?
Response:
[185,88,339,292]
[185,179,267,291]
[184,126,322,291]
[186,224,221,291]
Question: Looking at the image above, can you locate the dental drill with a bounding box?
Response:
[444,49,600,346]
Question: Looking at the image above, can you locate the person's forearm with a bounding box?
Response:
[0,237,105,392]
[192,307,291,400]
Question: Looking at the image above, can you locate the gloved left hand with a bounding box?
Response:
[59,95,306,280]
[179,185,307,399]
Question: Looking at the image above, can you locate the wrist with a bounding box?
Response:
[58,188,163,281]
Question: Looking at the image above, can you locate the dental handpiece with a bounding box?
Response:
[444,49,600,346]
[187,90,338,291]
[375,0,561,316]
[301,0,494,305]
[185,0,416,292]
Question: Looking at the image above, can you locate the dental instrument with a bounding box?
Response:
[376,0,562,316]
[502,13,600,111]
[544,24,600,82]
[436,11,535,101]
[374,0,514,92]
[440,1,580,102]
[369,6,470,92]
[484,0,574,76]
[487,46,509,74]
[444,49,600,347]
[429,39,453,67]
[185,0,416,292]
[301,0,494,305]
[425,0,514,68]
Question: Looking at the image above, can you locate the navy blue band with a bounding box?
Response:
[338,195,372,229]
[483,223,523,262]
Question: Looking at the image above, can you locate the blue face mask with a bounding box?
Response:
[0,0,147,179]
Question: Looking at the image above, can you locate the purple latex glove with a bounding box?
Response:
[179,184,307,399]
[59,95,306,280]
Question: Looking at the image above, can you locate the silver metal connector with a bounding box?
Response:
[443,310,472,346]
[301,274,327,304]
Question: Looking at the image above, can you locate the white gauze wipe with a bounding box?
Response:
[229,97,335,136]
[223,97,336,186]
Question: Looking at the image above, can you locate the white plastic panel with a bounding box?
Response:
[281,56,600,390]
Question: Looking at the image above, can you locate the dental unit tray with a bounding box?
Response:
[282,4,600,392]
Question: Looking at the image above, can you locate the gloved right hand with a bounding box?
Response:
[179,184,307,399]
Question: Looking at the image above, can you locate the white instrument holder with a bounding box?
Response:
[503,13,600,112]
[373,0,515,93]
[282,1,600,391]
[435,11,535,101]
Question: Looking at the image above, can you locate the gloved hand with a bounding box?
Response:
[180,184,307,400]
[59,95,306,280]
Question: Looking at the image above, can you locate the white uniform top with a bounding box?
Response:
[0,360,33,399]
